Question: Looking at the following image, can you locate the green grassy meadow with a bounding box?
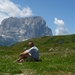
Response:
[0,34,75,75]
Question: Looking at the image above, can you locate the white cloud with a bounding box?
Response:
[20,6,33,17]
[0,0,33,24]
[54,18,69,35]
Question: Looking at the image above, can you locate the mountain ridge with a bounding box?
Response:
[0,16,53,46]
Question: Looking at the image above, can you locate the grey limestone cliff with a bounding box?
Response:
[0,16,53,46]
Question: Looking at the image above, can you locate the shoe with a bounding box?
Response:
[19,59,24,63]
[14,59,19,62]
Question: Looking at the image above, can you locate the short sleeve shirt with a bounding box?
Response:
[27,46,39,59]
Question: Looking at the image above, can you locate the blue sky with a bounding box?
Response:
[0,0,75,35]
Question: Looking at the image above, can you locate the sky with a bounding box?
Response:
[0,0,75,36]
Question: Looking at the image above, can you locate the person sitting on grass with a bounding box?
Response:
[15,41,39,63]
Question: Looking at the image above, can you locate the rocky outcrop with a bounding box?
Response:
[0,16,53,46]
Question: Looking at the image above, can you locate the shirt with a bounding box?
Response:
[27,46,39,59]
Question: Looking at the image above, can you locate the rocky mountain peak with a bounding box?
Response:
[0,16,53,46]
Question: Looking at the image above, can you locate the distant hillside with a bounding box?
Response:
[0,16,52,46]
[10,34,75,52]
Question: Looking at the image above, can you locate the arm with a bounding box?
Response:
[20,50,29,55]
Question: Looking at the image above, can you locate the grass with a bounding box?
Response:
[0,34,75,75]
